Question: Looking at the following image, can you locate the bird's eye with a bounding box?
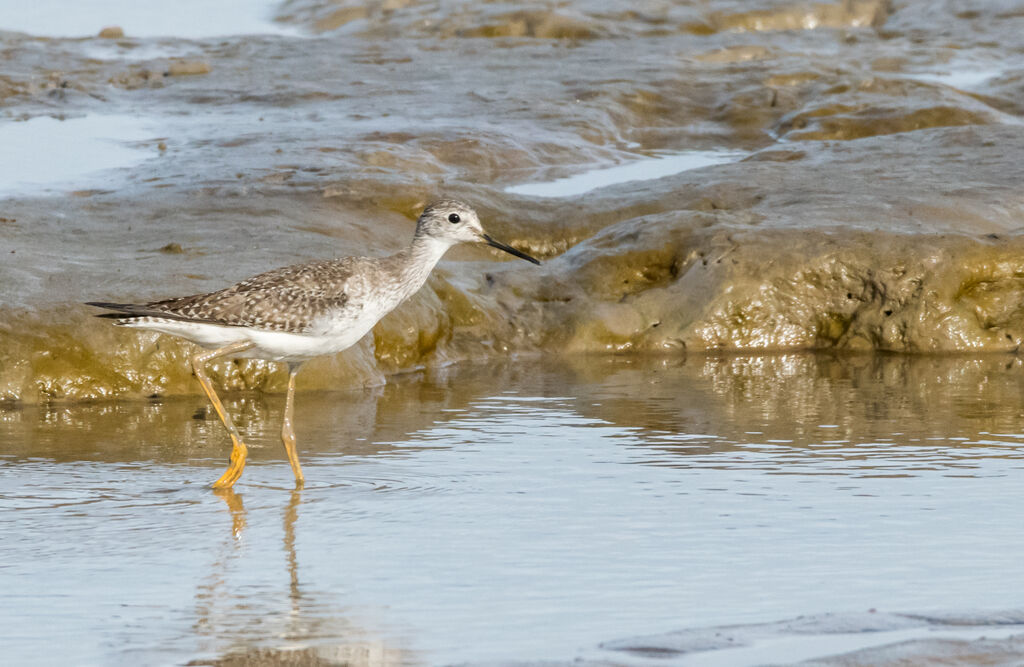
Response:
[448,213,461,224]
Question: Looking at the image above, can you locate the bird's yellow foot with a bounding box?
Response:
[212,438,248,489]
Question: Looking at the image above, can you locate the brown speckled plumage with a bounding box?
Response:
[92,258,358,333]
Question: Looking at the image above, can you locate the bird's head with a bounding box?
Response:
[415,199,540,264]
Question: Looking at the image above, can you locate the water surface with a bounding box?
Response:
[0,115,157,195]
[504,150,744,198]
[0,0,295,37]
[3,355,1024,664]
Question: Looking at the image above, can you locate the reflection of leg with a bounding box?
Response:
[281,363,305,488]
[284,489,301,604]
[214,488,247,540]
[196,487,248,636]
[191,341,256,489]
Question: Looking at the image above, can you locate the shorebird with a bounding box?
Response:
[88,200,539,489]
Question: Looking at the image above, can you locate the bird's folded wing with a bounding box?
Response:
[96,259,357,333]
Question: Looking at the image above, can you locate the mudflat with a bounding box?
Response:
[3,2,1024,664]
[4,0,1024,401]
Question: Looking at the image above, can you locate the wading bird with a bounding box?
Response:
[88,200,539,489]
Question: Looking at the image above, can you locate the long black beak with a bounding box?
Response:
[482,234,541,265]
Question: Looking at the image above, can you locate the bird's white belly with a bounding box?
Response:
[124,311,382,362]
[239,327,372,361]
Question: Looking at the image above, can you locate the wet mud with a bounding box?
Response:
[3,0,1024,401]
[604,610,1024,666]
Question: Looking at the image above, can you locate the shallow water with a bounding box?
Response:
[504,150,745,198]
[2,0,294,38]
[4,355,1024,665]
[0,115,158,195]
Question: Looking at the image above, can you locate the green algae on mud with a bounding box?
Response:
[4,0,1024,402]
[0,315,384,403]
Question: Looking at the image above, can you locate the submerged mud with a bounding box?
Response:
[3,0,1024,401]
[603,610,1024,666]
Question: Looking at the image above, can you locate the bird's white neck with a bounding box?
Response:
[390,234,452,302]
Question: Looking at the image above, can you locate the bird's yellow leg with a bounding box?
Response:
[191,341,256,489]
[281,363,305,488]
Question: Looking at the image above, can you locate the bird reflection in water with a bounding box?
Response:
[195,489,406,666]
[283,489,301,610]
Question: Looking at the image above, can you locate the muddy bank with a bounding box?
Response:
[3,0,1024,401]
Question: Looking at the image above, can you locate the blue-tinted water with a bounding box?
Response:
[3,355,1024,665]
